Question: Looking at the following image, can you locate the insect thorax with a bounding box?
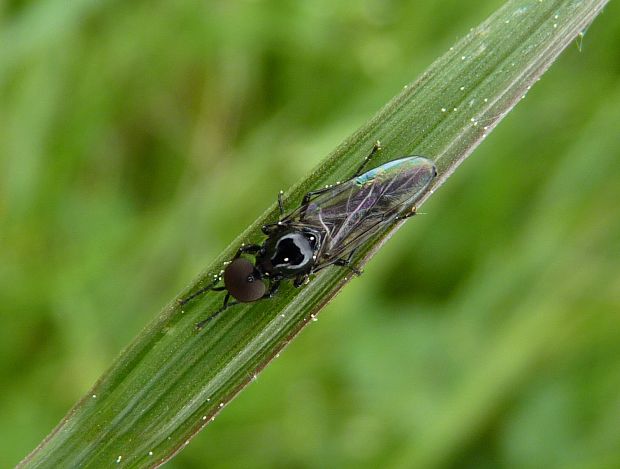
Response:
[257,227,322,277]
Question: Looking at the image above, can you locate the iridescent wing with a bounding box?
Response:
[282,156,436,266]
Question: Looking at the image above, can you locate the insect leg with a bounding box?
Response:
[333,250,363,276]
[353,140,382,177]
[301,186,334,206]
[298,186,337,221]
[298,142,383,220]
[334,259,363,276]
[234,243,261,258]
[302,141,382,207]
[277,191,285,217]
[264,279,281,298]
[261,192,287,235]
[395,205,418,221]
[262,223,280,235]
[178,278,224,305]
[299,141,384,220]
[293,274,309,288]
[195,293,239,329]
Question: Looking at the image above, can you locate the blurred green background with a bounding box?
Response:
[1,0,619,467]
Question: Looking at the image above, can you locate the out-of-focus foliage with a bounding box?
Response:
[1,1,618,468]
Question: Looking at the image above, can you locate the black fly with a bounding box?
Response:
[180,143,437,328]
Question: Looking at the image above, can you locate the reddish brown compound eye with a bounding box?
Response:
[224,258,266,302]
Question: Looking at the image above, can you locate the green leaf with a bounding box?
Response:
[19,0,609,467]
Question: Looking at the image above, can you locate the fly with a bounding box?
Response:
[180,142,437,328]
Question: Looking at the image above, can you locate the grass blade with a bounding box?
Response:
[20,0,609,467]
